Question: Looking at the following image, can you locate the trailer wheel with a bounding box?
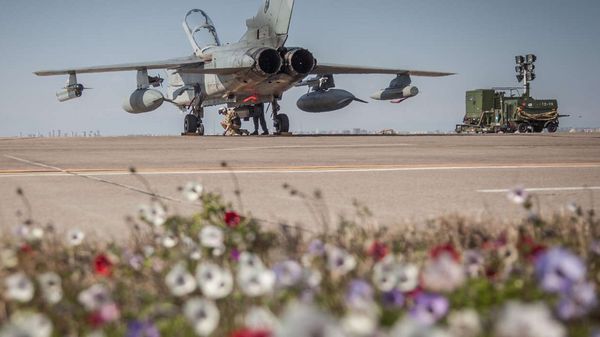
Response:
[546,122,559,133]
[517,123,530,133]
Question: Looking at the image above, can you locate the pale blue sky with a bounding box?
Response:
[0,0,599,136]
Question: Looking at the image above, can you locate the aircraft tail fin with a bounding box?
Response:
[241,0,295,48]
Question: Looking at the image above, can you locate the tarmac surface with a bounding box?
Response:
[1,133,599,238]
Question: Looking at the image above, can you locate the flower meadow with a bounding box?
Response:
[1,182,600,337]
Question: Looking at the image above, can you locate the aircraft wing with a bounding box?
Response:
[311,63,454,77]
[34,56,245,76]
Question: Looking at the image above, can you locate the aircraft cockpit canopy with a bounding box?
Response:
[183,9,221,56]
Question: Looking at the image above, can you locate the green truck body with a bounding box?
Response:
[457,89,560,134]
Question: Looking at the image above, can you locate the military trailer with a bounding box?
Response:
[456,89,559,133]
[456,54,563,134]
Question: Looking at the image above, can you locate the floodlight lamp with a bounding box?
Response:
[526,54,537,64]
[526,64,535,72]
[515,55,525,65]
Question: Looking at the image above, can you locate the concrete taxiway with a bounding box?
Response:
[1,134,599,238]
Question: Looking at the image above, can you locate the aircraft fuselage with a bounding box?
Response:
[167,41,307,109]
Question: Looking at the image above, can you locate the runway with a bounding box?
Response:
[1,134,599,238]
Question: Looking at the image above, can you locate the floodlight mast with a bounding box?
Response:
[515,54,537,98]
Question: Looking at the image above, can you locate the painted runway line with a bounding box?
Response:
[478,186,600,193]
[1,157,600,178]
[218,143,412,151]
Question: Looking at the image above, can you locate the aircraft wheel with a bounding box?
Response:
[546,122,558,133]
[274,114,290,134]
[517,123,529,134]
[184,114,199,134]
[198,123,205,136]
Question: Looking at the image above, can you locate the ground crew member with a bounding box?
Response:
[219,107,249,136]
[251,106,269,136]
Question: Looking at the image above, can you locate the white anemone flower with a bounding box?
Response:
[507,186,529,205]
[396,263,420,292]
[139,202,167,227]
[29,226,45,241]
[66,229,85,247]
[16,224,45,242]
[195,262,234,300]
[494,302,566,337]
[274,303,346,337]
[37,272,63,304]
[165,262,197,297]
[4,272,34,303]
[447,309,481,337]
[304,269,322,288]
[390,318,452,337]
[0,248,18,269]
[182,182,204,202]
[199,225,224,249]
[238,266,276,297]
[341,311,378,337]
[160,233,179,249]
[373,256,399,292]
[143,245,155,258]
[189,248,203,261]
[78,284,112,311]
[183,297,220,337]
[326,245,356,276]
[245,306,280,331]
[422,254,466,293]
[0,312,53,337]
[239,252,266,270]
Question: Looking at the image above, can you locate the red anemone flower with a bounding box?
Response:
[429,243,461,262]
[224,211,242,228]
[368,241,389,261]
[518,236,547,262]
[87,311,105,328]
[19,243,33,254]
[94,254,113,277]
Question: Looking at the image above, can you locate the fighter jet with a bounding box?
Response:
[35,0,453,135]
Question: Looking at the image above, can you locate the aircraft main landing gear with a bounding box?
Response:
[183,108,205,135]
[271,100,290,134]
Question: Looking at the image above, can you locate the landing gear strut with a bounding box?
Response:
[183,84,204,135]
[272,100,289,134]
[184,108,204,135]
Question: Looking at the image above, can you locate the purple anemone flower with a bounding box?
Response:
[127,320,160,337]
[590,241,600,256]
[382,289,405,308]
[346,279,374,310]
[410,293,449,325]
[230,248,241,262]
[308,240,325,256]
[557,282,598,320]
[273,260,303,287]
[535,248,586,293]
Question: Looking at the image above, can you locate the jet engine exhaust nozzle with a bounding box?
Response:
[253,48,283,76]
[284,48,316,76]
